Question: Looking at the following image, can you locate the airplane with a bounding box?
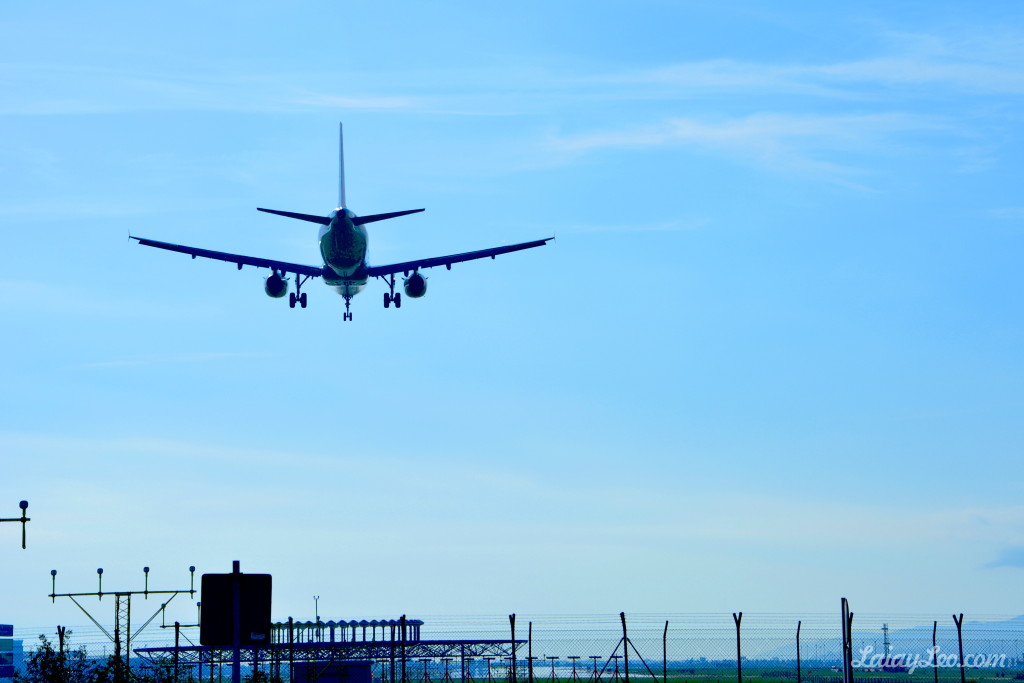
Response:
[131,124,552,321]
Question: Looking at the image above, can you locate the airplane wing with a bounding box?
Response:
[130,236,323,277]
[366,237,553,278]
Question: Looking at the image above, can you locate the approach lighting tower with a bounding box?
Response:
[49,565,197,683]
[0,501,29,549]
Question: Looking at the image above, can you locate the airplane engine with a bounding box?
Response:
[403,272,427,298]
[264,273,289,298]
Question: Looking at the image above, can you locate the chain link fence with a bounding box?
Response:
[10,612,1024,682]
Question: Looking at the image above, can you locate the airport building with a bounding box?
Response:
[0,625,13,682]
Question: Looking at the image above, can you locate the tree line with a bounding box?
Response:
[15,633,278,683]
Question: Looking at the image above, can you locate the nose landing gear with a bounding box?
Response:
[343,295,353,321]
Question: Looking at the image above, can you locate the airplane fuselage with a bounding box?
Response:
[319,208,369,298]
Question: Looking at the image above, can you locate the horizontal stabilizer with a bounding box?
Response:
[352,208,425,226]
[257,208,331,225]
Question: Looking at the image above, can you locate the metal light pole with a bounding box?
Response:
[0,500,30,549]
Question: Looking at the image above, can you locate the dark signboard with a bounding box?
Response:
[199,572,272,646]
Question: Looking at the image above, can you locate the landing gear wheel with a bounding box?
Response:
[344,312,353,321]
[289,274,311,311]
[384,293,391,309]
[394,292,401,308]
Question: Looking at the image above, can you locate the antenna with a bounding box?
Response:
[0,500,30,549]
[49,565,197,683]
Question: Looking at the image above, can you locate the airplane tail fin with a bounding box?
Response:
[338,122,346,209]
[258,124,422,225]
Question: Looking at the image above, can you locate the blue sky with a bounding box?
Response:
[3,1,1024,632]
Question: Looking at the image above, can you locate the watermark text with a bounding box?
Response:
[853,645,1007,674]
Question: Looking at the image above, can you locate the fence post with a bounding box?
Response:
[619,613,630,683]
[510,614,517,683]
[288,616,295,683]
[529,621,534,683]
[841,599,854,683]
[932,621,939,683]
[391,620,398,683]
[56,625,66,683]
[954,614,966,683]
[663,621,669,683]
[796,621,802,683]
[733,612,742,683]
[174,621,180,682]
[403,615,409,683]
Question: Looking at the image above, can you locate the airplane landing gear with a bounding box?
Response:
[382,275,401,309]
[289,275,310,309]
[343,295,353,321]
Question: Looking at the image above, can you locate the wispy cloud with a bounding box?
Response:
[597,60,853,98]
[552,113,936,152]
[76,351,269,369]
[0,202,156,218]
[604,56,1024,98]
[0,63,420,116]
[989,207,1024,220]
[8,26,1024,116]
[0,279,223,319]
[597,27,1024,99]
[987,546,1024,569]
[293,94,420,111]
[561,219,708,234]
[547,112,941,186]
[811,57,1024,94]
